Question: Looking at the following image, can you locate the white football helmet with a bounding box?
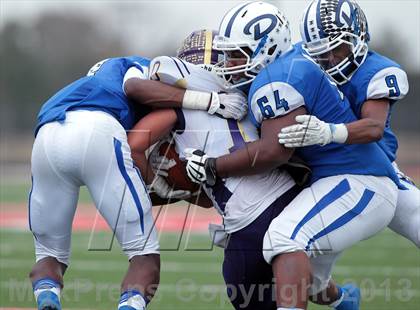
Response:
[300,0,370,85]
[213,1,291,89]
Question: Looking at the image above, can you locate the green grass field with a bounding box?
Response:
[1,184,419,309]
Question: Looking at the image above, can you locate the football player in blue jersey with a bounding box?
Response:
[278,0,419,249]
[29,55,247,310]
[185,1,402,309]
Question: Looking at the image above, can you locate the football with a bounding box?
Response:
[157,142,201,192]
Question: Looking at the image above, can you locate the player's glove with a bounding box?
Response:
[208,92,248,120]
[150,155,176,177]
[184,148,217,186]
[182,90,247,120]
[278,115,348,147]
[148,141,177,177]
[149,175,191,200]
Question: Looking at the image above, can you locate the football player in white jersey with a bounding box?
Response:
[128,30,302,309]
[278,0,419,248]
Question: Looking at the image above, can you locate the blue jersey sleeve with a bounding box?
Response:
[248,78,306,127]
[247,52,317,127]
[343,51,409,117]
[366,66,409,101]
[248,48,336,128]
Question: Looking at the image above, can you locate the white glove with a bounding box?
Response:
[184,148,217,186]
[208,92,248,120]
[150,175,191,199]
[151,156,176,177]
[149,153,176,177]
[147,138,177,177]
[278,115,348,148]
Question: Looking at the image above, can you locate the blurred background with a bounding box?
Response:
[0,0,419,183]
[0,1,419,309]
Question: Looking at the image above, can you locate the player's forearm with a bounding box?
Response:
[216,115,296,177]
[131,151,155,185]
[344,118,385,144]
[344,98,388,144]
[124,79,214,112]
[125,79,185,108]
[216,139,291,178]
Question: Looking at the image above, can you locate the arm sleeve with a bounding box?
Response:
[249,82,306,127]
[366,67,409,101]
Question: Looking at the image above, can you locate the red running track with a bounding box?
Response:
[0,203,222,233]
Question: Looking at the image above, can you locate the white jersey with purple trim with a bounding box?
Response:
[148,56,225,91]
[175,110,295,233]
[149,56,295,233]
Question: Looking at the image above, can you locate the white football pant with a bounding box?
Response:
[29,111,159,265]
[388,162,420,247]
[263,174,398,294]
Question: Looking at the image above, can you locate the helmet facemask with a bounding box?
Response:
[212,36,264,89]
[304,31,368,85]
[301,0,370,85]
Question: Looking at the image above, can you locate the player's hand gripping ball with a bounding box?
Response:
[151,142,201,192]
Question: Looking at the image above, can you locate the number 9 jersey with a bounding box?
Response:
[339,50,409,162]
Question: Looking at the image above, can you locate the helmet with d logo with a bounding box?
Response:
[213,1,291,89]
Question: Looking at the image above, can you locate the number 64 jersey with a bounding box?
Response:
[149,56,296,233]
[248,43,400,187]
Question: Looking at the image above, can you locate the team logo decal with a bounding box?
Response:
[336,0,354,28]
[244,14,277,40]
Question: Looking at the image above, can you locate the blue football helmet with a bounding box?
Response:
[300,0,370,84]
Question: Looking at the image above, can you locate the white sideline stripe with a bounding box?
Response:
[1,258,419,277]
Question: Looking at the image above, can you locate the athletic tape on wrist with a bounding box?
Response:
[330,123,348,144]
[182,90,211,111]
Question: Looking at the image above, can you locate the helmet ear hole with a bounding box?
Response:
[267,45,277,56]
